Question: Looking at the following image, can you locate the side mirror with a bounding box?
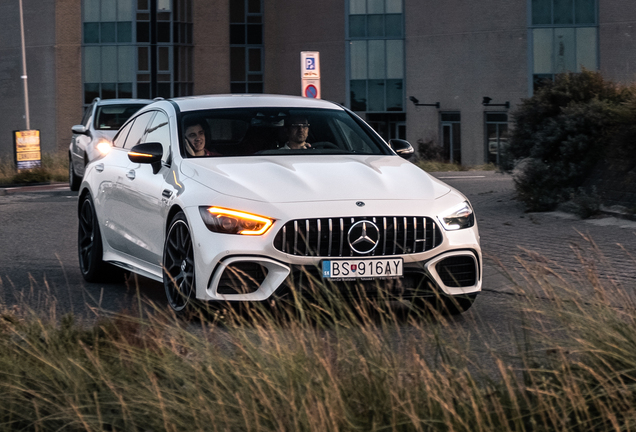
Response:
[128,142,164,174]
[72,125,89,135]
[389,139,414,160]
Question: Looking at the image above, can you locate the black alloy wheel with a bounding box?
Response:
[163,212,196,312]
[69,155,81,191]
[78,194,106,281]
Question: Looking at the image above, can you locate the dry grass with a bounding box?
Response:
[1,242,636,431]
[0,152,67,185]
[416,160,498,173]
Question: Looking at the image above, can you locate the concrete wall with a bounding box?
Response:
[599,0,636,85]
[56,0,83,154]
[263,0,347,105]
[0,0,58,159]
[404,0,529,165]
[193,0,230,95]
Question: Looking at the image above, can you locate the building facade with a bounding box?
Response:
[1,0,635,166]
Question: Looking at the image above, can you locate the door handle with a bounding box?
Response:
[126,170,136,180]
[95,163,104,172]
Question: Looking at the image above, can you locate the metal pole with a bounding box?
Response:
[19,0,30,130]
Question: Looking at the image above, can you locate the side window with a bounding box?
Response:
[123,111,155,149]
[144,111,171,162]
[81,105,93,127]
[113,120,134,148]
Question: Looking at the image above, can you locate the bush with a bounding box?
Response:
[504,71,635,211]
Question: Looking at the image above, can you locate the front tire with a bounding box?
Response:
[69,155,81,191]
[163,212,196,313]
[78,194,107,282]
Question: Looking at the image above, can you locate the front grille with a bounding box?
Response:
[436,256,477,287]
[273,216,443,257]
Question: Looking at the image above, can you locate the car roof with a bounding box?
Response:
[95,98,156,106]
[169,94,343,112]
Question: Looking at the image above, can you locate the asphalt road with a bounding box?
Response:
[1,174,635,341]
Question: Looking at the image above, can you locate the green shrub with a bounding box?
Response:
[504,71,635,211]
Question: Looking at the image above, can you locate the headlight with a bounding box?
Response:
[199,207,274,235]
[96,140,112,155]
[438,201,475,231]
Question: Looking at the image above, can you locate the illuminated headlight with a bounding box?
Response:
[199,207,274,235]
[438,201,475,231]
[96,140,112,155]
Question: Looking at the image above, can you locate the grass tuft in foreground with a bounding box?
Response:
[1,246,636,431]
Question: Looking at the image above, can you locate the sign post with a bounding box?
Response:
[14,130,41,170]
[301,51,321,99]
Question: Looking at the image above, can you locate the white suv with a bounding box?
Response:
[68,98,153,190]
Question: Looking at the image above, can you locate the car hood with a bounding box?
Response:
[181,155,451,203]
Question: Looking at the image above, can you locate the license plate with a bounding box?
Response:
[322,258,403,280]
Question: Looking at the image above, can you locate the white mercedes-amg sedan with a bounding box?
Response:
[77,94,481,313]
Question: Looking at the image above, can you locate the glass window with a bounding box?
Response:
[576,27,597,71]
[368,40,386,79]
[350,41,368,80]
[117,0,133,21]
[101,0,117,21]
[230,0,263,94]
[117,21,132,42]
[385,0,402,13]
[118,46,134,81]
[101,22,117,43]
[350,15,366,37]
[350,80,367,111]
[350,0,366,14]
[386,39,403,79]
[96,103,149,130]
[367,15,384,37]
[84,46,101,82]
[575,0,595,24]
[385,14,402,37]
[368,79,385,111]
[347,0,404,113]
[145,111,171,161]
[368,0,384,14]
[179,108,392,157]
[84,23,99,43]
[124,111,155,149]
[554,27,575,73]
[532,0,552,25]
[113,120,134,148]
[84,0,100,21]
[553,0,574,24]
[533,28,553,74]
[101,46,118,82]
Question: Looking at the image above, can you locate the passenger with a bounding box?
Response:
[281,117,312,149]
[184,120,215,156]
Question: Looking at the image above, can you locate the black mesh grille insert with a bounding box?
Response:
[436,256,477,287]
[273,216,443,257]
[217,262,268,295]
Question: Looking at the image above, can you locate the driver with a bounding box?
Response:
[281,116,312,149]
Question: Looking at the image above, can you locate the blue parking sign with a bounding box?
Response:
[306,58,316,70]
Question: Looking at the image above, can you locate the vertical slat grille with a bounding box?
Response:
[274,216,443,257]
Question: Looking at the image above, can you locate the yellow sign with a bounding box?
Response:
[14,130,41,170]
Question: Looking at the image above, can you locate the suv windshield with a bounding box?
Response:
[179,108,391,158]
[95,104,147,130]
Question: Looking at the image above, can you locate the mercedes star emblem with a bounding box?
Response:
[348,220,380,254]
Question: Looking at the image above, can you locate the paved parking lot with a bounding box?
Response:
[434,171,636,297]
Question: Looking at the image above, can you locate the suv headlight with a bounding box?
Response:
[199,207,274,235]
[438,201,475,231]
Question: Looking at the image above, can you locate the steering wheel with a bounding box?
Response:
[311,141,339,150]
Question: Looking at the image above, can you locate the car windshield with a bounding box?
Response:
[95,104,147,130]
[179,108,392,158]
